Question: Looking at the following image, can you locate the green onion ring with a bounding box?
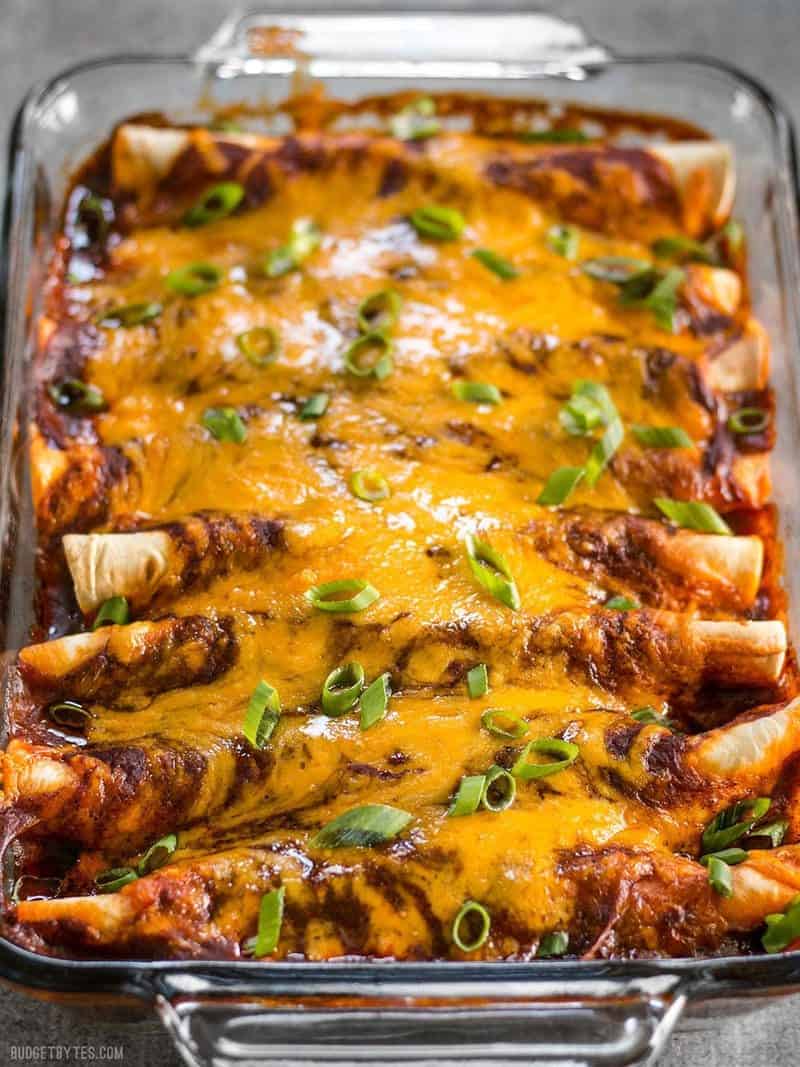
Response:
[183,182,245,227]
[48,378,107,415]
[343,332,394,380]
[350,469,391,502]
[166,262,223,296]
[243,680,281,748]
[727,407,770,435]
[236,326,281,366]
[357,289,402,334]
[480,708,528,740]
[452,900,491,952]
[481,765,516,812]
[95,867,138,893]
[409,204,466,241]
[322,662,365,716]
[92,596,130,631]
[47,700,92,730]
[512,737,580,780]
[305,578,380,614]
[137,833,178,876]
[96,301,162,328]
[448,774,487,818]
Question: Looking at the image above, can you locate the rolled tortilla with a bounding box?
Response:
[688,619,786,685]
[651,141,735,232]
[656,530,763,609]
[529,511,764,612]
[4,838,748,959]
[723,846,800,928]
[707,318,771,392]
[63,513,284,615]
[6,697,796,859]
[692,696,800,778]
[684,264,742,317]
[18,615,236,704]
[111,124,735,241]
[63,530,171,614]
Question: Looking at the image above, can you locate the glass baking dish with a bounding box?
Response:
[4,10,800,1065]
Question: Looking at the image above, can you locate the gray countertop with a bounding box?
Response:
[2,1,799,1064]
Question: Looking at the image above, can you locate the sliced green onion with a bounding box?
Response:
[92,596,130,630]
[357,288,403,334]
[606,595,638,611]
[699,847,748,867]
[537,466,584,507]
[652,235,718,265]
[702,797,771,854]
[289,219,322,259]
[655,498,732,536]
[481,765,516,813]
[519,128,589,144]
[537,930,570,957]
[632,424,693,448]
[707,855,734,898]
[350,469,390,502]
[209,118,244,133]
[48,378,107,415]
[166,262,223,296]
[137,833,178,876]
[310,804,412,848]
[762,895,800,953]
[360,673,391,731]
[390,96,440,141]
[619,266,685,332]
[721,219,744,254]
[343,332,394,380]
[512,738,579,780]
[559,382,611,436]
[448,774,487,818]
[264,247,295,279]
[97,301,162,328]
[305,578,380,614]
[582,256,650,284]
[743,819,788,849]
[202,406,247,444]
[47,700,91,730]
[96,867,137,893]
[481,708,528,740]
[409,204,465,241]
[465,535,520,611]
[300,392,329,420]
[452,900,491,952]
[236,326,281,367]
[467,663,489,699]
[77,192,112,241]
[247,887,285,957]
[264,219,322,278]
[243,680,281,748]
[547,224,579,260]
[471,248,519,280]
[322,662,365,716]
[584,416,623,487]
[728,407,770,435]
[631,706,674,729]
[451,381,502,405]
[184,182,245,227]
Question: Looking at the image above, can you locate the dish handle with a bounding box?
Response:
[154,972,690,1067]
[194,10,611,70]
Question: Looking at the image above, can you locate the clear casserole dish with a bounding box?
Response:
[3,10,800,1066]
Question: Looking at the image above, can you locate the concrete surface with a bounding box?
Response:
[1,1,799,1064]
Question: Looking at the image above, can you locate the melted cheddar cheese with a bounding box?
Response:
[4,96,797,963]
